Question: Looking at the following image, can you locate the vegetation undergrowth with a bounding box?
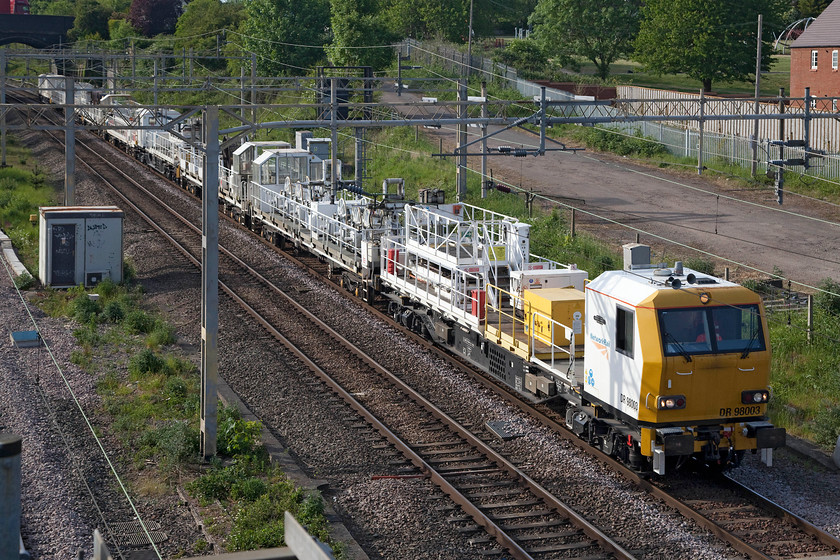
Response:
[35,274,340,555]
[761,280,840,446]
[0,137,62,272]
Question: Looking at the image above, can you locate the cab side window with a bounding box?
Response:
[616,307,634,358]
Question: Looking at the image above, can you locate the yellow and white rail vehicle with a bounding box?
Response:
[38,75,784,473]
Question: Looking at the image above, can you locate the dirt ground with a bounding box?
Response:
[381,89,840,290]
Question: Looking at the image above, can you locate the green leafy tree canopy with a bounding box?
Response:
[326,0,397,70]
[529,0,641,80]
[383,0,473,43]
[242,0,330,76]
[69,0,112,41]
[634,0,787,92]
[175,0,244,69]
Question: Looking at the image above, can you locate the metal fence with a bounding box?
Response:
[402,39,576,102]
[401,39,840,181]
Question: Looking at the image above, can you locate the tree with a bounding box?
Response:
[797,0,831,18]
[241,0,330,76]
[108,19,140,49]
[327,0,397,70]
[635,0,788,93]
[69,0,112,41]
[383,0,472,43]
[175,0,244,69]
[129,0,182,37]
[529,0,641,80]
[492,39,548,79]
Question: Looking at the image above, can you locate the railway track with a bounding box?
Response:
[29,101,634,559]
[24,92,840,559]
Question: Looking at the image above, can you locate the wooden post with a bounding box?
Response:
[570,208,576,237]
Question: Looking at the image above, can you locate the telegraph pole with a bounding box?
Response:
[751,14,763,177]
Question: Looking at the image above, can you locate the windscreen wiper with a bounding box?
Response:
[664,331,692,363]
[741,327,760,359]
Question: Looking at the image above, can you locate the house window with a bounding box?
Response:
[616,306,634,358]
[812,50,819,69]
[833,50,838,70]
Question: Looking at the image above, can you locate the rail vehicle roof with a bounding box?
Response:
[232,141,292,156]
[252,148,316,166]
[100,94,136,106]
[587,267,741,308]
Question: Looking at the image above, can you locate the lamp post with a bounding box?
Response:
[466,0,474,80]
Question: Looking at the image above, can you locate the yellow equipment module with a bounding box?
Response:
[523,287,585,347]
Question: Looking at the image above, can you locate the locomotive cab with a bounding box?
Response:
[582,251,784,474]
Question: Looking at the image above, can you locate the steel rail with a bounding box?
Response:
[32,88,839,560]
[31,106,633,560]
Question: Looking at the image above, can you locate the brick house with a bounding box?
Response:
[790,0,840,105]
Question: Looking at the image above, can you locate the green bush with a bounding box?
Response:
[73,324,101,348]
[94,278,118,299]
[813,406,840,447]
[575,126,668,158]
[70,293,102,324]
[155,421,200,464]
[13,272,35,290]
[146,321,176,348]
[815,278,840,316]
[684,257,716,276]
[129,348,164,377]
[231,477,268,502]
[122,261,137,284]
[218,405,263,457]
[101,300,126,323]
[124,310,155,334]
[186,461,237,504]
[164,376,188,400]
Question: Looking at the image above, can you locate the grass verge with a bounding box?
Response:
[34,276,342,555]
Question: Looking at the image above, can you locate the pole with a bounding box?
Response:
[570,208,576,237]
[466,0,474,80]
[456,80,468,201]
[251,53,257,126]
[751,14,763,177]
[807,294,813,343]
[776,87,785,205]
[481,81,487,198]
[153,59,158,107]
[240,66,246,121]
[397,52,402,97]
[1,49,6,168]
[0,434,22,559]
[64,77,75,206]
[698,89,705,175]
[200,106,220,459]
[331,77,339,201]
[804,87,811,170]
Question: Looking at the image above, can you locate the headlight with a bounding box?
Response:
[657,395,686,410]
[742,390,769,404]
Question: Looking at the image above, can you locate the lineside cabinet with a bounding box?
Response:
[39,206,124,288]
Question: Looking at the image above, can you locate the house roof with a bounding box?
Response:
[793,0,840,48]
